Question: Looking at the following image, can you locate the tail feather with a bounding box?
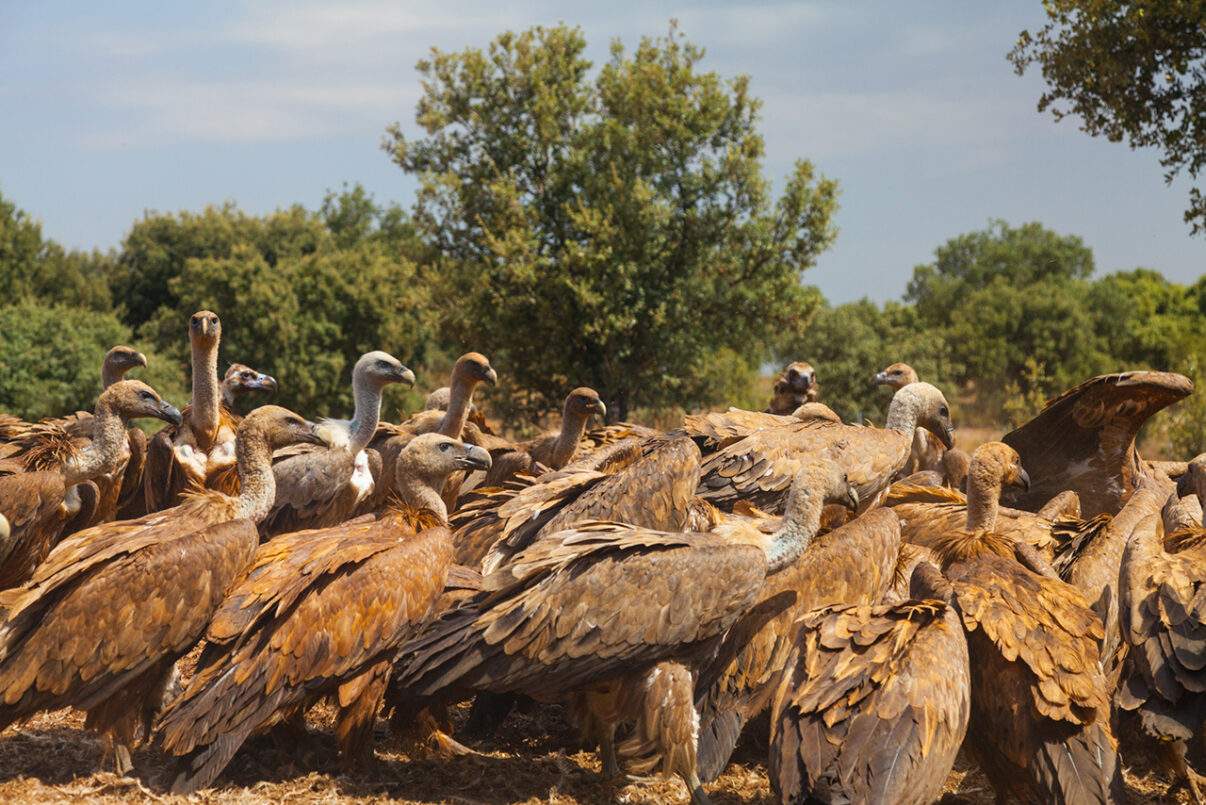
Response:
[170,731,251,795]
[1032,724,1122,805]
[696,709,745,783]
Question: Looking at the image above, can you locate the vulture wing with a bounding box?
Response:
[768,601,970,805]
[1002,371,1192,517]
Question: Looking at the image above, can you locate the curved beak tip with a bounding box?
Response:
[1019,468,1031,492]
[399,368,417,387]
[1177,472,1191,497]
[135,353,148,367]
[484,368,498,385]
[162,404,183,427]
[872,372,886,385]
[459,445,492,471]
[845,486,860,512]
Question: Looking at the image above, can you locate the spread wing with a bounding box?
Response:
[769,601,969,805]
[1002,371,1193,517]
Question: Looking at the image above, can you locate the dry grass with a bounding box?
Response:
[0,697,1194,805]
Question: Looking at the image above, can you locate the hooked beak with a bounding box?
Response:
[133,352,148,368]
[872,371,888,386]
[249,372,278,392]
[1177,472,1192,498]
[395,366,417,387]
[843,485,860,513]
[159,403,183,427]
[1015,467,1031,493]
[593,400,607,418]
[482,366,498,386]
[303,421,333,448]
[937,425,955,451]
[455,444,492,471]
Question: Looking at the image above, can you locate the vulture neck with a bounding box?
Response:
[232,430,277,522]
[347,377,385,454]
[64,397,128,485]
[220,384,237,410]
[764,484,826,574]
[964,465,1003,532]
[395,471,449,522]
[190,338,221,447]
[101,362,125,390]
[437,375,477,438]
[883,395,920,439]
[549,404,589,469]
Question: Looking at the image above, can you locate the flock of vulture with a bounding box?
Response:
[0,308,1204,804]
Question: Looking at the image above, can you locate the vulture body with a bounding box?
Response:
[0,406,324,773]
[0,381,182,589]
[393,460,859,804]
[694,506,902,783]
[695,382,953,514]
[1002,370,1192,517]
[158,434,491,794]
[928,443,1122,804]
[144,311,240,513]
[479,387,607,487]
[257,351,414,537]
[768,361,818,415]
[1116,455,1206,800]
[768,584,970,805]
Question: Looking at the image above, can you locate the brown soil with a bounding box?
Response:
[0,697,1192,805]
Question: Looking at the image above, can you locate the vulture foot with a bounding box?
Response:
[1157,739,1205,805]
[598,727,622,780]
[100,736,134,776]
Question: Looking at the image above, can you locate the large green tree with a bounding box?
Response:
[1009,1,1206,234]
[385,23,838,422]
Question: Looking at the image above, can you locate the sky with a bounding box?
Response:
[1,1,1201,305]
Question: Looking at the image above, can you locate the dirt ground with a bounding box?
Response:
[0,694,1193,805]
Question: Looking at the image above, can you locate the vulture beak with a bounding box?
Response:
[134,352,148,368]
[249,373,278,392]
[303,421,333,448]
[937,425,955,450]
[842,485,860,513]
[0,513,8,543]
[872,371,888,386]
[481,366,498,385]
[1176,471,1192,498]
[395,366,417,387]
[455,444,492,471]
[1016,467,1031,493]
[593,400,607,418]
[159,403,183,427]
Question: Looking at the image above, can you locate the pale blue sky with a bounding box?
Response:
[2,1,1200,303]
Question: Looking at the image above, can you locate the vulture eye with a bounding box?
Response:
[376,360,389,369]
[939,405,949,417]
[139,391,156,403]
[438,441,453,452]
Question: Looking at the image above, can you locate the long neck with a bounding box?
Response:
[550,404,589,469]
[101,362,124,389]
[396,472,449,521]
[64,400,127,484]
[965,467,1002,532]
[347,377,384,453]
[191,339,220,444]
[220,383,236,409]
[234,431,277,522]
[884,395,918,438]
[765,487,826,574]
[437,375,476,437]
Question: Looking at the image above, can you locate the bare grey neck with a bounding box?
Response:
[234,432,276,522]
[63,400,126,485]
[347,376,385,454]
[190,339,220,446]
[437,374,476,438]
[765,483,826,574]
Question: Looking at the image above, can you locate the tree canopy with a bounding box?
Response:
[1009,1,1206,234]
[385,23,839,421]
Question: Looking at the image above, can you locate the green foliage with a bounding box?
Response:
[135,191,434,419]
[385,22,837,422]
[1086,268,1204,370]
[778,297,955,424]
[1010,1,1206,234]
[0,300,186,422]
[0,190,113,311]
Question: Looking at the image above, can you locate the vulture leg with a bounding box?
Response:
[335,660,391,771]
[1157,740,1205,805]
[598,722,621,780]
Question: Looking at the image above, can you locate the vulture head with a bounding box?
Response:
[783,458,860,522]
[969,442,1030,495]
[102,380,183,427]
[889,382,955,449]
[1176,453,1206,502]
[564,387,607,421]
[791,402,841,423]
[103,345,147,377]
[189,310,222,348]
[778,362,817,396]
[453,352,498,387]
[222,364,278,398]
[872,362,919,391]
[355,350,416,391]
[237,405,328,452]
[395,433,491,516]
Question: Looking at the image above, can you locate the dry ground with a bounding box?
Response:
[0,694,1193,805]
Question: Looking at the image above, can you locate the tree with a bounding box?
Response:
[1086,268,1204,370]
[1009,1,1206,234]
[384,23,838,422]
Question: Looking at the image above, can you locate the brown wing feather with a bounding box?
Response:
[0,518,258,728]
[258,446,360,537]
[1002,370,1192,517]
[0,471,70,589]
[768,601,970,805]
[697,422,909,513]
